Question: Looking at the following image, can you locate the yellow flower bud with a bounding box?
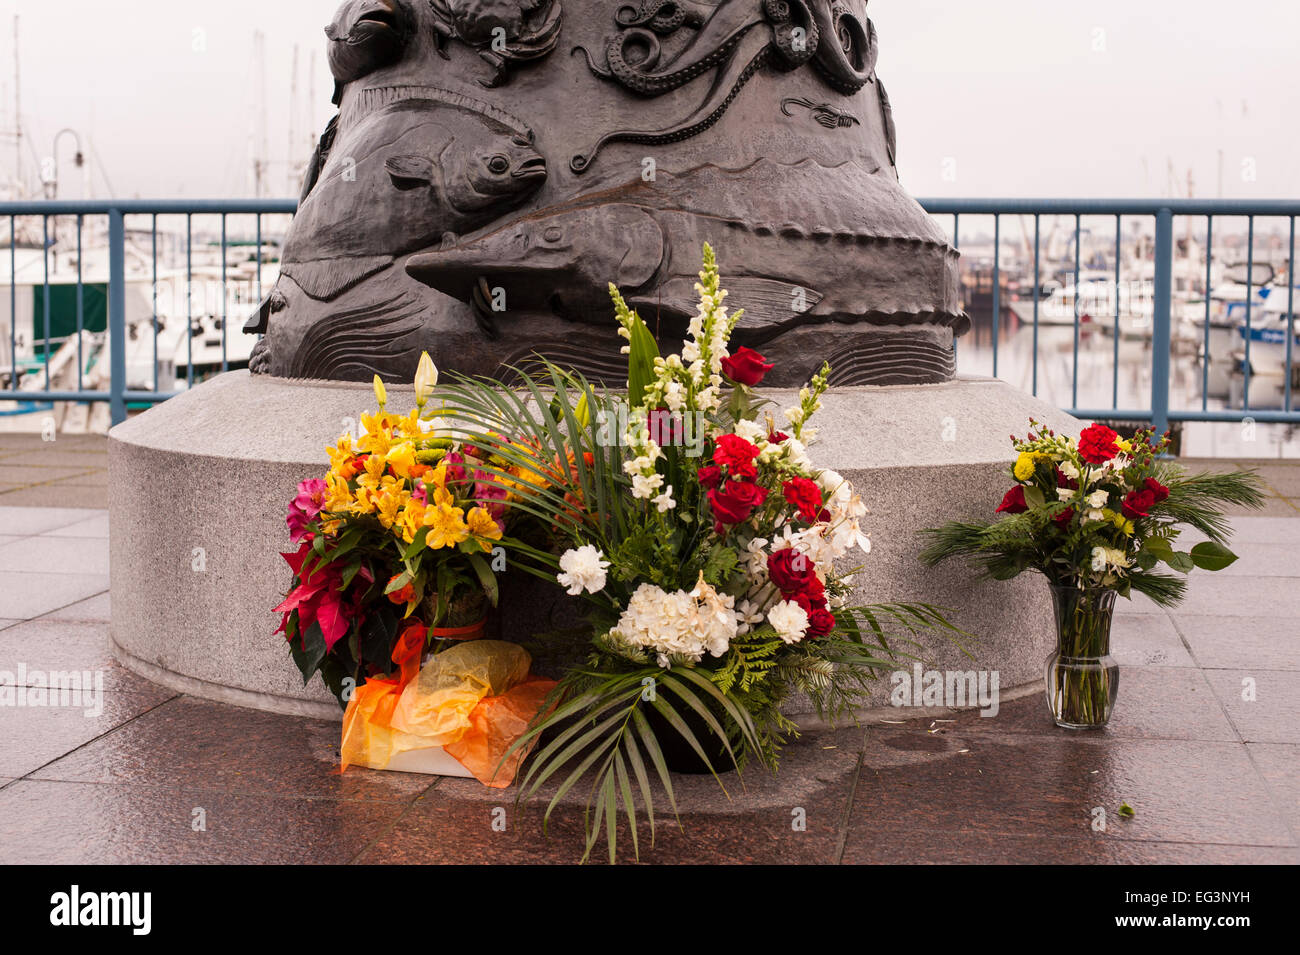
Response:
[372,374,388,409]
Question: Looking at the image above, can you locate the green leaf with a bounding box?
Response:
[1164,551,1195,574]
[468,552,500,606]
[1142,536,1174,560]
[297,621,327,687]
[1117,802,1136,819]
[383,570,411,595]
[1189,540,1238,571]
[626,314,660,407]
[1022,485,1046,509]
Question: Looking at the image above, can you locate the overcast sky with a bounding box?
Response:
[2,0,1296,200]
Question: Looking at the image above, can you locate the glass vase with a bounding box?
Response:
[1045,585,1119,729]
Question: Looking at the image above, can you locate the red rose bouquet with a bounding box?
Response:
[921,418,1262,728]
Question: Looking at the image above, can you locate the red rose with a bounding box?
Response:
[768,548,816,595]
[997,485,1028,514]
[708,480,769,526]
[1142,477,1170,503]
[1077,424,1121,465]
[1121,488,1156,520]
[696,465,722,490]
[806,608,836,638]
[788,576,827,612]
[720,346,774,386]
[1052,507,1075,527]
[782,477,824,522]
[1054,467,1078,491]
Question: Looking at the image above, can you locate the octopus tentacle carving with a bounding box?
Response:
[810,1,876,93]
[571,0,818,171]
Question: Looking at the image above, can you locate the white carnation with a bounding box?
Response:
[767,600,810,645]
[556,545,610,596]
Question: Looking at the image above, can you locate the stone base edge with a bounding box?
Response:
[112,637,343,722]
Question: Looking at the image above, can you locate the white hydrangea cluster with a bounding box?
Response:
[614,575,742,667]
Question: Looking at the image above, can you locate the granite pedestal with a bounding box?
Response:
[108,371,1079,720]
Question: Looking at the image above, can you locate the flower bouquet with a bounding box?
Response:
[920,420,1263,728]
[432,245,965,860]
[274,356,558,784]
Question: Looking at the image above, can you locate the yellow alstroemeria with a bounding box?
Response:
[375,487,407,529]
[373,374,388,409]
[357,452,390,489]
[326,433,355,470]
[398,499,427,544]
[324,473,353,512]
[352,485,379,515]
[423,502,470,550]
[466,506,503,552]
[357,411,396,456]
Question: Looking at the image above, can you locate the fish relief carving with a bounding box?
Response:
[570,0,819,172]
[427,0,563,87]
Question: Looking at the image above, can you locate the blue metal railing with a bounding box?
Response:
[922,198,1300,435]
[2,197,1299,434]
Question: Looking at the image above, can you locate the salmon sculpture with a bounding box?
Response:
[251,0,967,386]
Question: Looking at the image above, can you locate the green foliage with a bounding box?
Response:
[921,459,1265,607]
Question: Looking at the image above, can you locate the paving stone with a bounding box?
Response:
[1110,613,1197,668]
[1246,744,1300,836]
[42,513,110,539]
[847,729,1293,848]
[936,669,1236,742]
[30,696,432,804]
[0,535,110,575]
[43,591,111,623]
[0,506,102,536]
[0,570,109,619]
[1202,669,1300,744]
[0,619,164,694]
[0,780,404,864]
[0,688,174,778]
[1173,615,1300,671]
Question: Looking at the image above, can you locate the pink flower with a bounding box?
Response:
[287,478,327,542]
[443,451,469,484]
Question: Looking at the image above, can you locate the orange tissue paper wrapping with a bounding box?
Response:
[340,635,556,787]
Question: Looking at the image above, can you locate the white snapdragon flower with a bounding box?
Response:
[1059,461,1081,482]
[743,537,770,580]
[1056,487,1076,501]
[768,600,810,645]
[652,485,677,512]
[631,471,664,499]
[1086,490,1109,508]
[556,545,610,596]
[1090,546,1108,572]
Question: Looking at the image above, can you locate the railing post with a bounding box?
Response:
[108,207,127,427]
[1151,207,1173,439]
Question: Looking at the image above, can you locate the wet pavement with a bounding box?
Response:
[0,433,1297,864]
